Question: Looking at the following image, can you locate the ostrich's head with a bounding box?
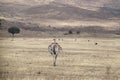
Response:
[53,39,56,43]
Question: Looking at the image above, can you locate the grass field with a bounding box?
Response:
[0,37,120,80]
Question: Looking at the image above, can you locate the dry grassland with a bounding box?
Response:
[0,37,120,80]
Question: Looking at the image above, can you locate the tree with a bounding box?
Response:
[8,27,20,37]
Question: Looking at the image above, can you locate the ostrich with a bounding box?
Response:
[48,39,62,66]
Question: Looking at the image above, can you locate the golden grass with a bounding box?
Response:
[0,37,120,80]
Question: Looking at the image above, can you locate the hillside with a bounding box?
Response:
[0,0,120,37]
[1,0,120,19]
[0,19,120,38]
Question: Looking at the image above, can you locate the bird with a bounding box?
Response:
[48,39,62,66]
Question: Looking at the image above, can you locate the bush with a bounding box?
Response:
[68,30,73,34]
[0,19,2,27]
[76,31,80,34]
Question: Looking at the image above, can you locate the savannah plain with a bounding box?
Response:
[1,0,120,80]
[0,37,120,80]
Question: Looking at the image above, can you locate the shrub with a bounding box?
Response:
[68,30,73,34]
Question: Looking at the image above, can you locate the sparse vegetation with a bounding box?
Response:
[0,19,3,29]
[68,30,73,34]
[76,31,80,34]
[64,33,68,35]
[115,29,120,35]
[0,19,2,27]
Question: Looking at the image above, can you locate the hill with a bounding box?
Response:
[0,0,120,37]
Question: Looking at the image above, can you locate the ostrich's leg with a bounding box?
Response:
[53,55,57,66]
